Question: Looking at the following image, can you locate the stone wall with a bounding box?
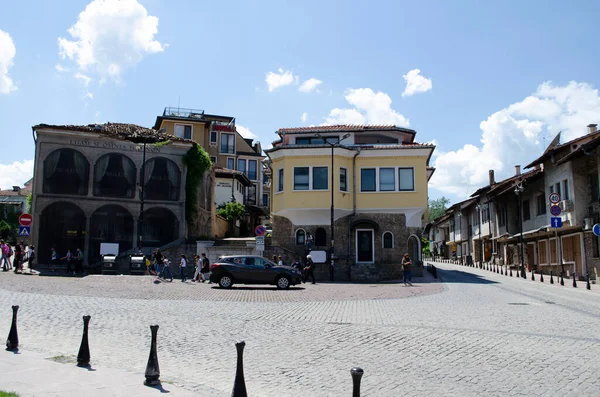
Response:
[213,215,230,239]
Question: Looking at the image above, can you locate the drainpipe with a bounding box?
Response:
[347,147,361,281]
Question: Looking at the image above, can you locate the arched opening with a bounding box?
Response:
[43,149,89,195]
[408,235,421,264]
[315,227,327,247]
[93,154,136,198]
[39,202,86,264]
[141,158,181,201]
[383,231,394,249]
[295,229,305,245]
[89,205,134,264]
[141,207,179,247]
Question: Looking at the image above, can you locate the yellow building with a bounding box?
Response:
[265,125,435,281]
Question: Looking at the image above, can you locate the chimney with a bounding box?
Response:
[12,186,20,192]
[488,170,495,185]
[587,124,597,134]
[515,165,521,176]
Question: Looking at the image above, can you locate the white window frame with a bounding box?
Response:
[248,159,258,181]
[227,157,235,170]
[355,228,375,264]
[359,166,416,193]
[277,168,284,193]
[174,124,193,139]
[382,231,394,249]
[220,132,235,154]
[292,166,329,191]
[295,228,306,245]
[210,130,218,145]
[340,167,348,192]
[210,156,217,164]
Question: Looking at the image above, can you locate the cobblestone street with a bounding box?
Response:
[1,264,600,396]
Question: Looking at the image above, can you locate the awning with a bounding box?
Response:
[0,200,22,205]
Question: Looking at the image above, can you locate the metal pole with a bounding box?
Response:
[330,143,335,277]
[519,193,525,278]
[139,139,147,250]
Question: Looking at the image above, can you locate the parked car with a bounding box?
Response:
[210,255,302,289]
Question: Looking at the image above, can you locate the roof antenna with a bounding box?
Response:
[177,95,180,113]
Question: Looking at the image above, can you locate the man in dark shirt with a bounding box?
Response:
[303,255,316,284]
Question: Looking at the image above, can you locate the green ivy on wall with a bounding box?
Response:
[182,143,212,232]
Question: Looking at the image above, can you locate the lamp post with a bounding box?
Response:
[457,212,463,265]
[514,183,526,278]
[316,133,350,280]
[476,203,483,268]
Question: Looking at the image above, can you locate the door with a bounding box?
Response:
[356,230,374,263]
[243,256,272,283]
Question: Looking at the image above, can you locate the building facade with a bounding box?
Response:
[30,123,210,266]
[265,125,435,281]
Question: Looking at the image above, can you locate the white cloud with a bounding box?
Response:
[430,81,600,197]
[265,68,295,92]
[301,112,308,122]
[299,78,322,93]
[236,124,259,140]
[0,160,34,190]
[0,29,17,94]
[55,63,69,73]
[57,0,165,83]
[402,69,432,97]
[324,88,410,126]
[75,72,92,87]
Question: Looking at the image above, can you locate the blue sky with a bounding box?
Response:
[1,0,600,204]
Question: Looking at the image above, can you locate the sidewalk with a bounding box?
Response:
[0,350,205,397]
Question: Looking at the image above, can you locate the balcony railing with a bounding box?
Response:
[163,107,205,119]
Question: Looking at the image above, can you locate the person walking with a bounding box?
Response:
[159,257,173,282]
[306,233,313,251]
[13,242,23,273]
[277,256,284,266]
[179,254,187,282]
[303,254,316,284]
[1,241,10,272]
[200,253,211,283]
[62,249,73,275]
[192,254,201,282]
[26,245,35,273]
[50,246,59,272]
[75,248,84,274]
[153,250,163,277]
[402,253,413,286]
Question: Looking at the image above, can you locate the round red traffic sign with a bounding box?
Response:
[18,214,32,227]
[255,225,266,236]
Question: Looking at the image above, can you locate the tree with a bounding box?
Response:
[421,236,430,256]
[428,197,450,221]
[217,202,247,223]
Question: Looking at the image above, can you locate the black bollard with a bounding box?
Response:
[497,265,500,274]
[531,271,535,281]
[560,273,564,286]
[232,341,248,397]
[540,272,544,283]
[6,305,19,351]
[572,273,577,288]
[550,271,554,284]
[587,275,591,290]
[144,325,160,386]
[351,367,364,397]
[77,315,91,367]
[509,268,513,277]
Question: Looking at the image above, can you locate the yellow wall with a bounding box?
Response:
[271,154,428,212]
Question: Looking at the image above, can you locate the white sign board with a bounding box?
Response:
[100,243,119,256]
[255,236,265,252]
[309,250,327,264]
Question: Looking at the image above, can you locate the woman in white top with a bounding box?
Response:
[179,254,187,282]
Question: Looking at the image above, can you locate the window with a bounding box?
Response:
[523,199,531,220]
[277,169,284,192]
[590,172,599,202]
[227,158,235,170]
[175,125,192,139]
[340,167,348,192]
[142,157,181,201]
[449,221,454,233]
[43,148,89,196]
[220,133,235,154]
[247,185,256,205]
[294,167,309,190]
[296,229,305,245]
[262,194,269,207]
[399,168,415,191]
[361,169,376,192]
[379,168,396,191]
[312,167,328,190]
[296,137,309,145]
[536,194,546,215]
[563,179,569,200]
[473,210,479,226]
[315,227,327,246]
[93,153,136,198]
[263,173,269,184]
[383,232,393,249]
[210,131,217,143]
[295,136,340,145]
[552,183,561,198]
[210,156,217,164]
[498,206,506,227]
[248,160,257,180]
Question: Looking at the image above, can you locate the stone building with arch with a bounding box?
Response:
[30,123,212,267]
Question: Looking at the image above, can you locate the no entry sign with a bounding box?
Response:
[19,214,32,227]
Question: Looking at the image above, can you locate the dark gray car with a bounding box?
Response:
[209,255,303,289]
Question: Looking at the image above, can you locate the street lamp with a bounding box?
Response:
[457,212,463,265]
[315,132,351,281]
[514,183,526,278]
[476,203,483,268]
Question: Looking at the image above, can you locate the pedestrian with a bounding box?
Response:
[179,254,187,282]
[303,254,315,284]
[192,254,201,282]
[159,257,173,282]
[291,258,301,270]
[402,252,413,286]
[75,248,84,274]
[278,255,284,266]
[272,255,278,264]
[306,233,313,251]
[50,246,59,272]
[62,249,73,275]
[13,242,23,273]
[0,240,9,272]
[153,249,163,277]
[27,245,35,273]
[200,253,211,283]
